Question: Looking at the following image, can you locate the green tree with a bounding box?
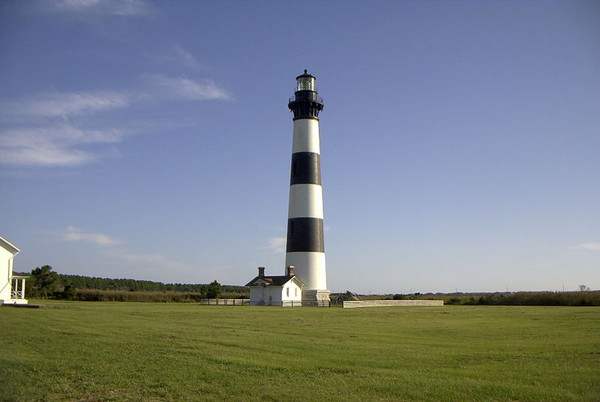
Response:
[61,284,78,300]
[336,291,359,302]
[30,265,60,298]
[206,280,222,299]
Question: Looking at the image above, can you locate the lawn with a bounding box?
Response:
[1,302,598,401]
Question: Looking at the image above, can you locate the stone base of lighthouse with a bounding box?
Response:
[302,289,331,307]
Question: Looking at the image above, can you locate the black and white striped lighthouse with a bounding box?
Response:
[285,70,330,305]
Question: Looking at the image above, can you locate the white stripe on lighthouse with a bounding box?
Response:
[285,252,327,290]
[288,184,323,219]
[292,119,321,154]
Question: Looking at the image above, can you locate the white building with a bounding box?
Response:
[246,266,305,306]
[0,236,28,305]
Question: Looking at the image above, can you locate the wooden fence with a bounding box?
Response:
[199,299,250,306]
[198,299,333,307]
[343,299,444,308]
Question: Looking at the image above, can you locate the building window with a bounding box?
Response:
[286,287,290,297]
[295,288,298,297]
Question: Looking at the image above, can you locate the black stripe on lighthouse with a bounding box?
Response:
[290,152,321,185]
[286,217,324,253]
[289,90,323,120]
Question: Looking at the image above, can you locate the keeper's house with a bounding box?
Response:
[246,266,304,306]
[0,236,28,305]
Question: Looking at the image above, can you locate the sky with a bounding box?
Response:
[1,0,599,294]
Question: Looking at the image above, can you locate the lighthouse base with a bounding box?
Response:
[302,289,331,307]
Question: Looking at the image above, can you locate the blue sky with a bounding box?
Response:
[1,0,599,293]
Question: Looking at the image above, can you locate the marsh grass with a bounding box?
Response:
[1,302,599,401]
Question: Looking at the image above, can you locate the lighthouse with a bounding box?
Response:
[285,70,330,306]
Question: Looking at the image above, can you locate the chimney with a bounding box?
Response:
[286,265,295,277]
[258,267,265,277]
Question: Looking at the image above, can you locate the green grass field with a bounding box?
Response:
[1,302,599,401]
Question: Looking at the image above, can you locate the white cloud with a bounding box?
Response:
[110,250,191,272]
[573,243,600,251]
[1,76,230,168]
[58,226,191,276]
[1,90,128,167]
[160,45,201,69]
[267,236,287,254]
[0,125,125,167]
[54,0,150,16]
[1,91,130,120]
[0,143,93,167]
[0,125,124,147]
[141,74,231,101]
[62,226,122,246]
[55,0,103,9]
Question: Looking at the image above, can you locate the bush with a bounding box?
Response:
[60,285,78,300]
[28,265,60,298]
[206,280,222,299]
[73,289,207,303]
[439,291,600,306]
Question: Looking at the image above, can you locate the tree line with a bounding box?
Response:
[382,290,600,306]
[21,265,249,300]
[333,290,600,306]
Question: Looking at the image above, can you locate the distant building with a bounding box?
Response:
[245,266,305,306]
[0,236,28,305]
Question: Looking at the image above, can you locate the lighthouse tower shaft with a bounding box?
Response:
[286,71,330,305]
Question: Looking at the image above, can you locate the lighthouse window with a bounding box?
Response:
[297,77,315,91]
